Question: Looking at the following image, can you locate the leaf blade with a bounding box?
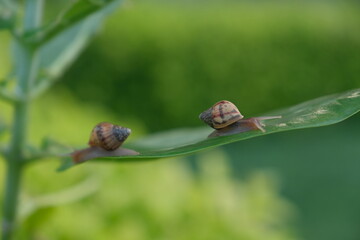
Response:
[31,0,122,98]
[27,0,121,46]
[58,88,360,171]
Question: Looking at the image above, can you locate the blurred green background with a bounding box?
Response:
[1,0,360,239]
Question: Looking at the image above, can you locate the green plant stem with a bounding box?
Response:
[2,51,39,240]
[2,161,24,240]
[1,0,42,239]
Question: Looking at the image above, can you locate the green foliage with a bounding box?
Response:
[15,150,298,240]
[61,2,360,131]
[24,0,122,46]
[27,0,122,99]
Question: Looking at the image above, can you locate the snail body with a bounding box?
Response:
[89,122,131,151]
[199,100,281,134]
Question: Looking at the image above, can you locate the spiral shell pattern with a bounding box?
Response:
[199,100,243,129]
[88,122,131,151]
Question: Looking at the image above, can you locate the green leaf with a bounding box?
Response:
[25,137,73,162]
[19,177,99,221]
[30,0,122,98]
[58,88,360,171]
[26,0,121,46]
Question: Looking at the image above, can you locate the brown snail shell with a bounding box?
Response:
[199,100,244,129]
[88,122,131,151]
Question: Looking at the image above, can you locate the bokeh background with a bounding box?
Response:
[0,0,360,239]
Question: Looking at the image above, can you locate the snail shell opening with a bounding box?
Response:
[88,122,131,151]
[199,107,214,128]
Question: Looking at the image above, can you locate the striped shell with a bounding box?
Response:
[88,122,131,151]
[199,100,243,129]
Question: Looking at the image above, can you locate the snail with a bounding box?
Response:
[199,100,281,136]
[71,122,139,164]
[88,122,131,150]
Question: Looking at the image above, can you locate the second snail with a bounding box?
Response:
[71,122,139,163]
[199,100,281,136]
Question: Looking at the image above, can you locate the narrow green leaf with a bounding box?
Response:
[30,0,122,98]
[38,10,109,79]
[19,177,99,221]
[26,0,121,46]
[25,137,73,162]
[58,88,360,171]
